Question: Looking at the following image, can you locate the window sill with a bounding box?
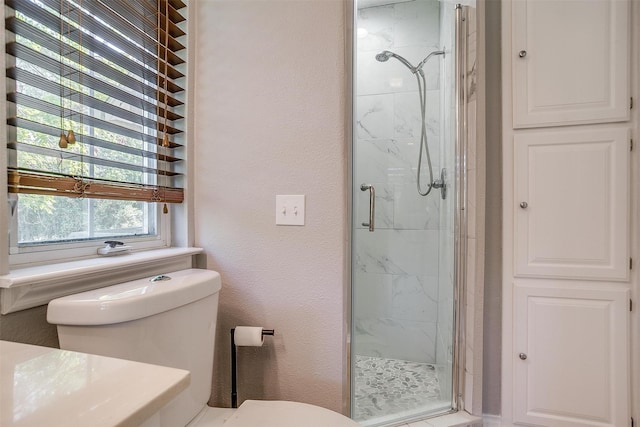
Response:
[0,247,204,314]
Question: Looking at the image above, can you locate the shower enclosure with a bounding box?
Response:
[350,1,469,425]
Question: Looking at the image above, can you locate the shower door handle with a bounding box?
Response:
[360,184,375,232]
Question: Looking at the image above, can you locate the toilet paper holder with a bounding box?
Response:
[230,327,275,408]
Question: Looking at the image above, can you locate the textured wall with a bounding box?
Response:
[192,0,347,413]
[0,305,58,348]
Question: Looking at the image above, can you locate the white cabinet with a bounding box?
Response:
[513,283,630,427]
[514,127,630,280]
[502,1,635,426]
[512,0,630,128]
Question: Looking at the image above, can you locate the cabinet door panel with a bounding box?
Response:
[514,284,629,427]
[512,0,629,127]
[514,127,629,280]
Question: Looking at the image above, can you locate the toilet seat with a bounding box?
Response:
[186,400,360,427]
[185,406,234,427]
[225,401,360,427]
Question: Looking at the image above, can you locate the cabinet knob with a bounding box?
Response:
[518,50,527,58]
[520,202,528,209]
[519,353,528,360]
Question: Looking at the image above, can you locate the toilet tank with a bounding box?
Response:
[47,268,222,427]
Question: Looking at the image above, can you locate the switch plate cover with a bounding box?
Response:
[276,195,305,226]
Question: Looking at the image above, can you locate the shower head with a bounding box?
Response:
[376,49,445,75]
[375,50,394,62]
[375,50,416,72]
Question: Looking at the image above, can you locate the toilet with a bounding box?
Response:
[47,269,359,427]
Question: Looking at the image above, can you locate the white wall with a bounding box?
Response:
[192,0,347,412]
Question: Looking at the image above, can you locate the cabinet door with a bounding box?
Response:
[514,283,629,427]
[514,127,629,280]
[512,0,629,128]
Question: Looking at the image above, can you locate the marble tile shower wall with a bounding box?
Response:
[462,5,480,411]
[354,0,443,364]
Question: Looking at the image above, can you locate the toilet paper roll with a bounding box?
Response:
[234,326,264,347]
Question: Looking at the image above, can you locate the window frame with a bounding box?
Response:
[8,201,170,267]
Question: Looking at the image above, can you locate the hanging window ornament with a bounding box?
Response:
[67,129,76,144]
[59,132,68,148]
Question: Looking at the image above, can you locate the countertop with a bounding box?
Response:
[0,340,190,427]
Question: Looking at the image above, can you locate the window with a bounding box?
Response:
[5,0,186,263]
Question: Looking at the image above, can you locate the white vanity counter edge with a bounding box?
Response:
[0,340,190,427]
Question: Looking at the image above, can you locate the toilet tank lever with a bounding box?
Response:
[149,275,171,282]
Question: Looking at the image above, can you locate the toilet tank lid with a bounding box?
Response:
[47,269,221,326]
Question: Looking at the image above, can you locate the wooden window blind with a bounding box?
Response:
[5,0,186,204]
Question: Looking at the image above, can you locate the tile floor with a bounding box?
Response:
[353,355,445,423]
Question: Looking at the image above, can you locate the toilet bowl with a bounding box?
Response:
[47,269,358,427]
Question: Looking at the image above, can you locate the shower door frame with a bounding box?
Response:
[345,2,471,423]
[451,3,468,416]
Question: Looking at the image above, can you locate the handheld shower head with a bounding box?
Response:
[375,50,416,72]
[375,51,394,62]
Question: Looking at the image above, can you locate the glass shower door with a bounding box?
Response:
[351,1,460,425]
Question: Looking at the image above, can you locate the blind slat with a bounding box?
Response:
[9,93,182,140]
[101,0,186,41]
[9,169,184,203]
[8,121,181,160]
[7,15,185,89]
[10,0,186,68]
[8,42,184,109]
[168,0,187,11]
[8,118,183,150]
[8,69,184,131]
[9,143,181,177]
[52,0,187,56]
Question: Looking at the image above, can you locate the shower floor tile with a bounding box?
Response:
[353,355,442,422]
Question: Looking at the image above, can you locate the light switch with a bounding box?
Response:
[276,195,305,226]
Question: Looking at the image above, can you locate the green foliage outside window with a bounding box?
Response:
[13,12,155,244]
